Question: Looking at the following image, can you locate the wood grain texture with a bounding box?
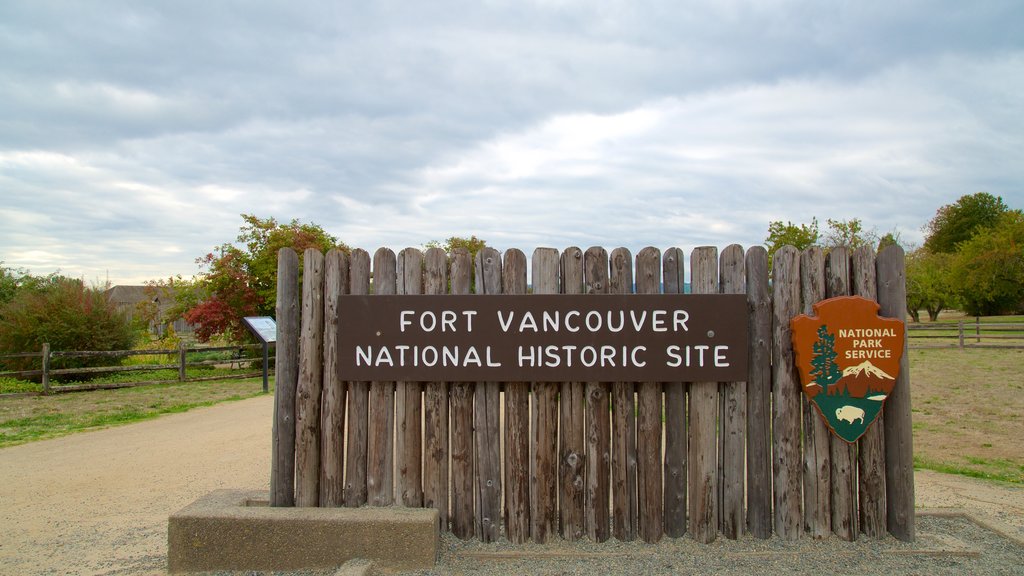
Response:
[583,246,611,542]
[635,246,664,543]
[609,247,638,542]
[295,249,325,507]
[449,248,475,539]
[689,246,719,544]
[344,249,371,507]
[662,247,687,539]
[320,249,349,507]
[719,244,746,540]
[531,247,560,543]
[502,249,530,543]
[877,246,915,542]
[852,245,887,538]
[474,247,503,542]
[744,247,772,539]
[771,246,802,539]
[367,248,396,507]
[559,246,586,541]
[800,247,831,539]
[396,248,424,508]
[826,247,858,541]
[271,247,300,507]
[422,247,450,530]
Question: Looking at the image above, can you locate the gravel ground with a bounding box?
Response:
[0,394,1021,576]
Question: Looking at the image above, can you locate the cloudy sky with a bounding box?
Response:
[2,1,1022,285]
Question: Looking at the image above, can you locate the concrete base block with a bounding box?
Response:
[168,490,438,574]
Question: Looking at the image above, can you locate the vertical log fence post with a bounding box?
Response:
[878,246,915,541]
[771,246,802,539]
[852,246,887,537]
[344,249,372,507]
[583,246,611,542]
[178,342,187,383]
[530,247,560,543]
[826,247,858,541]
[396,248,424,509]
[295,249,325,507]
[559,246,586,541]
[367,248,397,507]
[320,249,349,507]
[423,247,450,530]
[745,247,772,539]
[449,248,475,539]
[800,247,831,539]
[662,247,687,539]
[502,249,530,543]
[271,247,300,507]
[474,247,503,542]
[41,343,51,395]
[635,246,664,543]
[719,244,746,540]
[689,246,719,544]
[609,248,638,542]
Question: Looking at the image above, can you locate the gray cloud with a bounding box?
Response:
[1,1,1022,283]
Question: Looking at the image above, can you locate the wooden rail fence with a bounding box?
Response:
[270,244,915,544]
[908,319,1024,349]
[0,343,267,394]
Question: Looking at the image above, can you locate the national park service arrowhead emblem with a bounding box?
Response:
[791,296,905,443]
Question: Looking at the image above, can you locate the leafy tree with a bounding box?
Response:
[425,235,488,260]
[824,218,878,251]
[949,210,1024,315]
[906,248,956,322]
[185,214,345,342]
[0,265,64,310]
[924,192,1008,253]
[0,278,135,374]
[765,218,819,267]
[810,325,843,393]
[877,231,901,252]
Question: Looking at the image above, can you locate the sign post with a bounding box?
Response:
[243,316,277,393]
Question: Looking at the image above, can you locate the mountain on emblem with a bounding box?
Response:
[842,360,894,380]
[791,296,905,443]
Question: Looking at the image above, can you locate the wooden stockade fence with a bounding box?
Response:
[270,244,915,544]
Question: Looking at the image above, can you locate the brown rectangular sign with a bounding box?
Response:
[337,294,748,382]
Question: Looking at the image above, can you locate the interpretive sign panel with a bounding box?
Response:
[337,294,748,382]
[243,317,278,343]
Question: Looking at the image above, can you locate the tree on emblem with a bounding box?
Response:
[810,324,843,393]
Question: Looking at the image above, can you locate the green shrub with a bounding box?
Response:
[0,278,135,375]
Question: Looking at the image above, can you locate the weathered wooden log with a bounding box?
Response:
[396,248,424,508]
[583,246,611,543]
[719,244,746,540]
[745,246,772,539]
[474,247,502,543]
[344,249,371,507]
[559,246,587,542]
[271,247,300,507]
[295,248,325,507]
[771,246,802,539]
[689,246,718,544]
[449,248,475,539]
[531,247,560,543]
[609,247,638,542]
[852,245,887,538]
[502,248,530,544]
[367,248,396,507]
[662,247,687,539]
[422,247,450,530]
[800,247,831,538]
[635,246,663,544]
[320,248,349,507]
[877,246,915,542]
[826,247,858,541]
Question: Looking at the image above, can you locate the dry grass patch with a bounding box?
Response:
[910,348,1024,483]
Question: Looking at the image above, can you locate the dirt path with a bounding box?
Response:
[0,394,1020,575]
